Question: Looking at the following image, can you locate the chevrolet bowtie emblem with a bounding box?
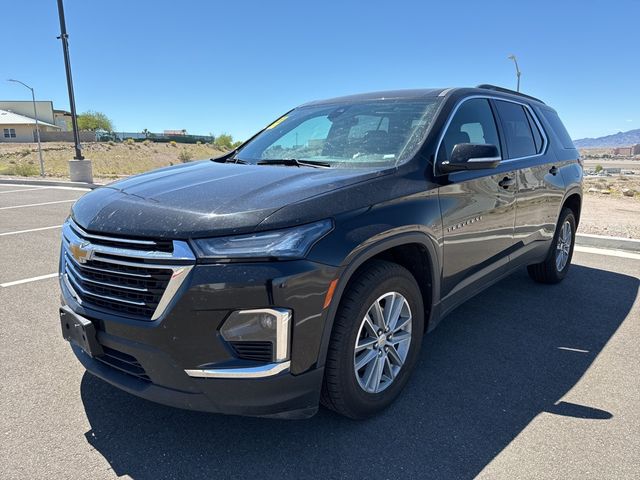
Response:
[69,241,93,264]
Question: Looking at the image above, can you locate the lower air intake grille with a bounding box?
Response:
[229,341,274,362]
[95,346,150,382]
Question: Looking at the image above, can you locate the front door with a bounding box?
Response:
[436,98,517,307]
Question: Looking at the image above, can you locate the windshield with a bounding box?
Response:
[235,98,442,168]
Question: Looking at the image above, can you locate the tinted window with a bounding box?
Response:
[541,108,575,149]
[438,98,501,162]
[495,100,537,158]
[525,108,544,153]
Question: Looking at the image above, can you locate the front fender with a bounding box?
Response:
[308,189,443,370]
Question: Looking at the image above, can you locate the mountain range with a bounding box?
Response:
[573,129,640,148]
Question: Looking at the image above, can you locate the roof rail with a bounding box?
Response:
[475,84,545,104]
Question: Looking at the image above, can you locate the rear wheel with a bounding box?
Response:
[321,260,424,419]
[527,207,576,284]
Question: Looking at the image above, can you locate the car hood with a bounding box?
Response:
[71,160,385,238]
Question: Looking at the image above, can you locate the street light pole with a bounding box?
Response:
[507,54,521,92]
[56,0,82,161]
[7,79,45,177]
[56,0,93,182]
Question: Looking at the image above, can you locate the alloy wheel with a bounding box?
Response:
[353,292,412,393]
[555,220,572,271]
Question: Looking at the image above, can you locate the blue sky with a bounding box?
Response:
[1,0,638,140]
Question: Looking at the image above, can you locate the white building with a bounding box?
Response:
[0,106,61,143]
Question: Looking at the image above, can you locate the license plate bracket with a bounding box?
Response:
[60,306,103,357]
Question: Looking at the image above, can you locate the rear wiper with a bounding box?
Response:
[257,158,331,168]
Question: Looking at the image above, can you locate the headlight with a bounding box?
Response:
[192,219,332,260]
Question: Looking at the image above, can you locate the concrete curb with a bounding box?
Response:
[0,178,102,190]
[576,233,640,253]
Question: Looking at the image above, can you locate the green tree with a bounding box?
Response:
[594,164,603,173]
[77,111,114,132]
[214,133,234,150]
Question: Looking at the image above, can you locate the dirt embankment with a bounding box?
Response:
[0,141,228,179]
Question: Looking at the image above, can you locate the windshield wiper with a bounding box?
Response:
[212,156,248,165]
[257,158,331,168]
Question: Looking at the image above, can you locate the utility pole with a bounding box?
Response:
[56,0,93,182]
[7,79,45,176]
[508,54,521,92]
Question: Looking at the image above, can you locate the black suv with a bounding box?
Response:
[59,85,582,419]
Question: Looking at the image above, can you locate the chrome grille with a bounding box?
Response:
[61,220,195,321]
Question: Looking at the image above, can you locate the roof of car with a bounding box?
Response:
[301,85,546,107]
[301,88,448,106]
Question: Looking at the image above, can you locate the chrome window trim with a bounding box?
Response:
[61,220,195,321]
[433,94,549,176]
[185,361,291,379]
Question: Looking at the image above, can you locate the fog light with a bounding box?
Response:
[221,308,291,362]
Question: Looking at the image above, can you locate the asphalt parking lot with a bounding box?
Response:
[0,182,639,480]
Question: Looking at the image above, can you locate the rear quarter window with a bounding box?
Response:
[541,108,575,149]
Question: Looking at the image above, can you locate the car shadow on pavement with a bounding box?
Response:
[80,265,639,479]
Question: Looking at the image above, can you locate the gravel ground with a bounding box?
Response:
[579,194,640,239]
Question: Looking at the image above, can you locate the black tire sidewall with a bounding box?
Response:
[331,264,424,418]
[550,208,577,280]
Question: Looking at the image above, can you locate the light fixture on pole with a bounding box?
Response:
[507,54,521,92]
[7,79,45,177]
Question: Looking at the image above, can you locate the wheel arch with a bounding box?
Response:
[562,190,582,226]
[315,232,441,369]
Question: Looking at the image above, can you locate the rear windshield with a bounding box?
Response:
[541,108,575,149]
[235,98,442,168]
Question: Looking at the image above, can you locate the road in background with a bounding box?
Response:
[0,183,638,479]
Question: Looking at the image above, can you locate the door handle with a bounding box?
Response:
[549,166,559,175]
[498,177,515,189]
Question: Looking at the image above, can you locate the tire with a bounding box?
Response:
[321,260,424,419]
[527,207,576,284]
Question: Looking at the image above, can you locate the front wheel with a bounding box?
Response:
[527,207,577,284]
[321,260,424,419]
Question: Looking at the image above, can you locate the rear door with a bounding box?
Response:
[436,98,517,309]
[492,99,565,263]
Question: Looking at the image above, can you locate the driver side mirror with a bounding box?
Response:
[440,143,501,173]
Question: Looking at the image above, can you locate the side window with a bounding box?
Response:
[525,108,544,153]
[494,100,537,158]
[541,108,575,149]
[437,98,501,162]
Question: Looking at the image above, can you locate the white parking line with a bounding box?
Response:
[0,187,50,194]
[0,199,77,210]
[0,273,59,288]
[557,346,590,353]
[575,245,640,260]
[0,225,61,236]
[0,183,90,192]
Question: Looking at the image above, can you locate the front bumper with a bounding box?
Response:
[61,259,338,418]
